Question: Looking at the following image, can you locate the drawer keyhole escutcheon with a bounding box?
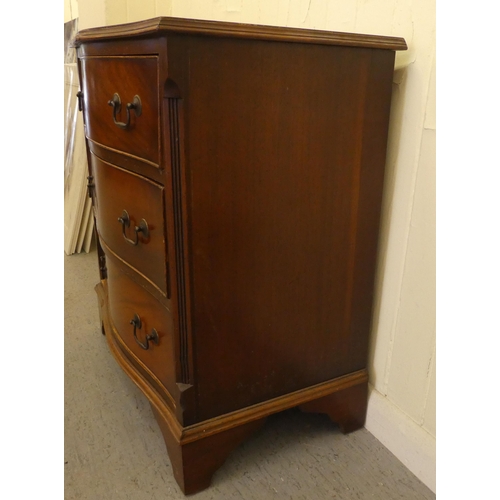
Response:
[118,209,149,245]
[130,313,159,350]
[107,93,142,129]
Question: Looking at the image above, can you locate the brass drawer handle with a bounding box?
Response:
[107,93,142,129]
[130,314,159,350]
[117,209,149,246]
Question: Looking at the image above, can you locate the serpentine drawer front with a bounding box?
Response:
[80,56,160,166]
[106,256,177,399]
[75,16,406,496]
[91,154,169,296]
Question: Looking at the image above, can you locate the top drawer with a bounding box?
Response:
[80,56,160,167]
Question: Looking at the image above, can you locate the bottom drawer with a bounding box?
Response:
[106,256,177,396]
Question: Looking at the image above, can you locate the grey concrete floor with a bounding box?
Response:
[64,247,435,500]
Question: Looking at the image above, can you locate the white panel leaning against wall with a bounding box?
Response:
[64,16,94,255]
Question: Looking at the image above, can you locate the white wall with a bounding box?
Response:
[72,0,436,492]
[64,0,79,23]
[73,0,105,29]
[76,0,172,28]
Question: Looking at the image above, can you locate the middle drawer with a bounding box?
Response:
[92,154,169,296]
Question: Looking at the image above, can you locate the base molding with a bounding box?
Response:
[151,374,368,495]
[365,386,436,493]
[300,381,368,433]
[96,281,370,494]
[151,405,267,495]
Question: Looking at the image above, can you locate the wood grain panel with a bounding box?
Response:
[80,55,160,166]
[91,154,169,296]
[165,35,395,420]
[106,256,177,397]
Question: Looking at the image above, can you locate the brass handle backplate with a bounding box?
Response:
[117,209,149,246]
[130,314,159,350]
[107,93,142,129]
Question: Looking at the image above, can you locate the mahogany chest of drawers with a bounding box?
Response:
[75,17,406,495]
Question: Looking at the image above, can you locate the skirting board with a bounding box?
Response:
[364,385,436,493]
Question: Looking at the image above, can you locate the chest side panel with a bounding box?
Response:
[166,35,395,421]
